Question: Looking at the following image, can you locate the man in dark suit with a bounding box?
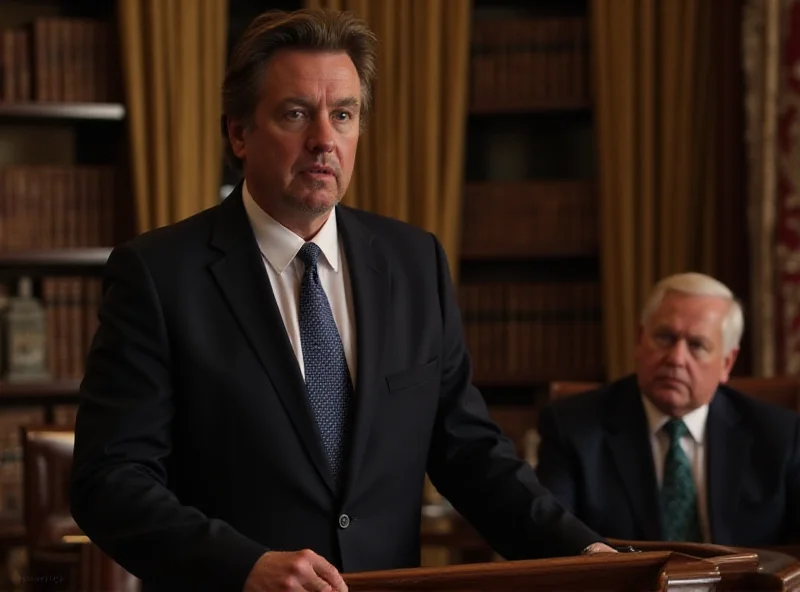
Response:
[536,272,800,547]
[69,8,611,592]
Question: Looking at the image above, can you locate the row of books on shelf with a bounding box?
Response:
[1,18,115,103]
[470,17,590,110]
[42,277,101,381]
[0,166,116,251]
[461,181,598,258]
[459,281,603,381]
[0,277,605,385]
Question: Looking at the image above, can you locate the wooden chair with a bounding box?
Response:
[548,381,601,401]
[548,377,800,413]
[727,376,800,413]
[21,426,139,592]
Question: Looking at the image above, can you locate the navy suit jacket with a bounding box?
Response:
[536,375,800,546]
[69,185,600,592]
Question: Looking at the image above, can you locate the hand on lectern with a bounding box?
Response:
[243,549,348,592]
[582,542,619,554]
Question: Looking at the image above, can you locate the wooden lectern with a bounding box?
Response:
[345,540,800,591]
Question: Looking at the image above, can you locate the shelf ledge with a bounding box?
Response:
[0,102,126,121]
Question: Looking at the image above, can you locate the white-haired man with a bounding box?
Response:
[536,272,800,546]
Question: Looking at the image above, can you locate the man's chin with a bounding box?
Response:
[287,192,340,215]
[648,387,689,413]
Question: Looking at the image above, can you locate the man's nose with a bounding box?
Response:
[306,117,335,153]
[665,340,689,365]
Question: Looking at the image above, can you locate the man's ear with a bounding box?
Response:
[719,347,739,383]
[226,117,247,160]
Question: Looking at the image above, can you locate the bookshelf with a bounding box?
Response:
[458,0,601,441]
[0,2,126,586]
[416,0,603,565]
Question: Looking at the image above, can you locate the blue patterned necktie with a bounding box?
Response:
[297,242,353,485]
[660,418,703,542]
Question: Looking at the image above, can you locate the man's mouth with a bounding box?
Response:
[656,376,686,387]
[301,165,335,176]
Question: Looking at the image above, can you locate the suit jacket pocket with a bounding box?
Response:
[385,358,440,393]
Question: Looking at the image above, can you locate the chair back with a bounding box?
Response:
[548,377,800,413]
[728,376,800,413]
[548,381,601,401]
[21,426,139,592]
[21,426,79,549]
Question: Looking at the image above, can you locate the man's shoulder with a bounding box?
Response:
[339,206,433,244]
[548,375,638,417]
[114,203,221,263]
[338,206,444,276]
[716,383,800,436]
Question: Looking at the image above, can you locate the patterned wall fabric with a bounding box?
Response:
[743,0,800,375]
[776,1,800,374]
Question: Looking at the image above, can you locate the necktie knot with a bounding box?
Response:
[664,418,689,442]
[298,242,321,272]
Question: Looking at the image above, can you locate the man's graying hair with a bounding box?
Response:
[221,8,378,173]
[641,272,745,355]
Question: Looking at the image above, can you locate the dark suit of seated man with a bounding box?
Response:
[536,272,800,547]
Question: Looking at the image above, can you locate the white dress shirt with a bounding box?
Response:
[641,395,711,543]
[242,182,357,384]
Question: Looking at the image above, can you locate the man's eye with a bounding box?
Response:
[333,111,352,121]
[654,333,672,344]
[285,110,305,120]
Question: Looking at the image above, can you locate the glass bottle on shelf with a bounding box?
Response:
[5,276,49,383]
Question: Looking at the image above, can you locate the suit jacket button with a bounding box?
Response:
[338,514,351,529]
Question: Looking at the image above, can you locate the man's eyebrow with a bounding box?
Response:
[279,96,360,109]
[278,96,314,109]
[332,96,360,109]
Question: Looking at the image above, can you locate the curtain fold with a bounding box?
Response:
[592,0,717,379]
[742,0,780,376]
[743,0,800,375]
[118,0,228,233]
[304,0,471,276]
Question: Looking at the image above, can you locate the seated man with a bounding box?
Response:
[536,272,800,547]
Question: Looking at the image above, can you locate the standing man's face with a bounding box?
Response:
[228,49,361,235]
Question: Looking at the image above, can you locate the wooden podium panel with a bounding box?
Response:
[609,539,800,592]
[346,542,800,591]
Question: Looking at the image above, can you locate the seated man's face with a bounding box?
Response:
[635,291,738,417]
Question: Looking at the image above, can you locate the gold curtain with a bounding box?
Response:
[592,0,717,379]
[304,0,471,275]
[117,0,228,233]
[742,0,781,377]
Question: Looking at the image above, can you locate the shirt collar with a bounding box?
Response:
[242,180,340,274]
[641,392,709,444]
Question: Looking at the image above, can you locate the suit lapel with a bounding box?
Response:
[336,207,390,498]
[605,382,663,540]
[208,187,336,494]
[706,390,750,544]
